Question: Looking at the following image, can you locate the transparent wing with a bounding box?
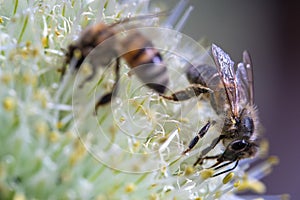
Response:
[235,50,254,107]
[211,44,238,116]
[236,62,250,107]
[243,50,254,105]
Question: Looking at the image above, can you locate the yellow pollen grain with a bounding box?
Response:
[2,97,16,111]
[56,121,64,129]
[31,48,39,57]
[184,166,194,176]
[95,195,106,200]
[133,141,140,149]
[149,193,159,200]
[42,36,48,48]
[13,193,26,200]
[119,116,125,123]
[20,49,29,58]
[194,197,202,200]
[200,169,214,179]
[49,131,59,142]
[237,179,266,194]
[233,180,240,188]
[75,141,86,157]
[74,49,82,59]
[66,131,75,139]
[1,74,12,84]
[179,117,189,123]
[25,41,31,48]
[34,91,48,108]
[124,183,135,193]
[35,122,48,135]
[268,156,280,165]
[160,165,168,174]
[214,191,221,198]
[69,153,78,166]
[222,172,234,184]
[69,141,86,166]
[258,139,269,157]
[55,30,60,36]
[23,73,37,85]
[149,183,157,189]
[0,17,3,24]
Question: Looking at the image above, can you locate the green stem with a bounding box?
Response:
[89,165,106,182]
[17,15,29,44]
[62,3,66,17]
[13,0,18,15]
[135,173,149,185]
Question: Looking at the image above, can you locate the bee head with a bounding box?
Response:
[220,139,257,162]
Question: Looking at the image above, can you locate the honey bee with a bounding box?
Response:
[165,44,260,177]
[61,13,190,112]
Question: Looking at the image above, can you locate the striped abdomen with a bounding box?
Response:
[121,31,169,94]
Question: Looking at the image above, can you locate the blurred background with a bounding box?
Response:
[153,0,300,198]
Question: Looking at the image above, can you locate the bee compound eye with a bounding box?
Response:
[230,140,248,151]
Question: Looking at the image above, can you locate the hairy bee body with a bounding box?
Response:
[180,44,260,177]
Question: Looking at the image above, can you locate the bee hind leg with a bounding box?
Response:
[160,84,212,101]
[94,57,120,114]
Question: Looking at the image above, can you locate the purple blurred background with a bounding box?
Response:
[156,0,300,198]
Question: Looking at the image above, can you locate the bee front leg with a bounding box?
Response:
[193,134,225,166]
[160,84,212,101]
[182,121,211,155]
[94,57,120,114]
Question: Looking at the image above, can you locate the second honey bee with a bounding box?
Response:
[164,44,260,177]
[61,10,211,114]
[61,14,170,112]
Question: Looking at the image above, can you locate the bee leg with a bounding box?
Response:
[211,160,239,177]
[78,60,99,89]
[193,134,225,166]
[193,155,219,166]
[94,57,120,114]
[58,63,67,82]
[160,84,212,101]
[182,121,211,154]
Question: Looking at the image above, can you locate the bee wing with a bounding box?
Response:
[211,44,239,116]
[236,62,250,107]
[235,51,254,107]
[243,50,254,105]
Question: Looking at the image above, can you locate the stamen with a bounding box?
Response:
[222,172,234,184]
[200,169,214,179]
